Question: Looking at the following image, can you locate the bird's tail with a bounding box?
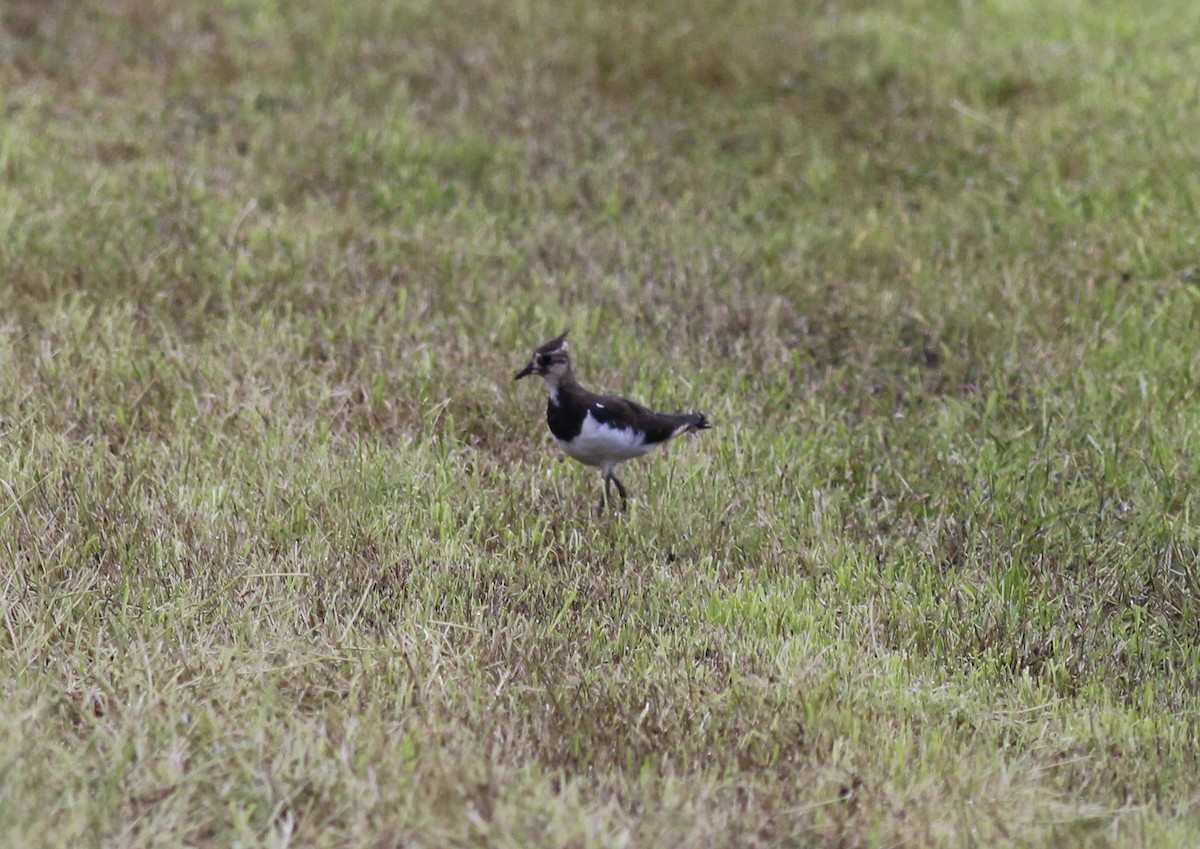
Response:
[670,412,712,437]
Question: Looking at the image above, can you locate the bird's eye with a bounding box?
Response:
[537,354,551,367]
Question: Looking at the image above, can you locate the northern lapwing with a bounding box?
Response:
[514,330,712,512]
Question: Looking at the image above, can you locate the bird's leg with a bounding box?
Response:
[610,473,628,510]
[596,474,611,515]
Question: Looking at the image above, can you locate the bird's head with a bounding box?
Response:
[514,330,571,384]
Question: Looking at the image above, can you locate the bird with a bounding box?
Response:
[514,330,712,512]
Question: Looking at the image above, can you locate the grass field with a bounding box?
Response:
[3,0,1200,845]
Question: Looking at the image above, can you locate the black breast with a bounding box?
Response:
[546,395,585,441]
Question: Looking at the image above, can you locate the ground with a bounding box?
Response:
[2,0,1200,846]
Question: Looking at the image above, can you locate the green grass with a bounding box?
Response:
[3,0,1200,845]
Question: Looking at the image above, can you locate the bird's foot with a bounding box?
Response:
[595,495,630,516]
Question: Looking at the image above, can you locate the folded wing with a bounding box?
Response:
[589,396,711,445]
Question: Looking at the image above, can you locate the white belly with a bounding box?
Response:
[556,412,656,467]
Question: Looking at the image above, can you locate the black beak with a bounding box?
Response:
[514,363,535,380]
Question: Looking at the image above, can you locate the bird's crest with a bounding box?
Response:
[536,329,570,356]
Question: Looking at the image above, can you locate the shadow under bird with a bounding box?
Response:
[514,330,712,512]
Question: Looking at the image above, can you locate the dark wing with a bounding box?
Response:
[588,393,705,445]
